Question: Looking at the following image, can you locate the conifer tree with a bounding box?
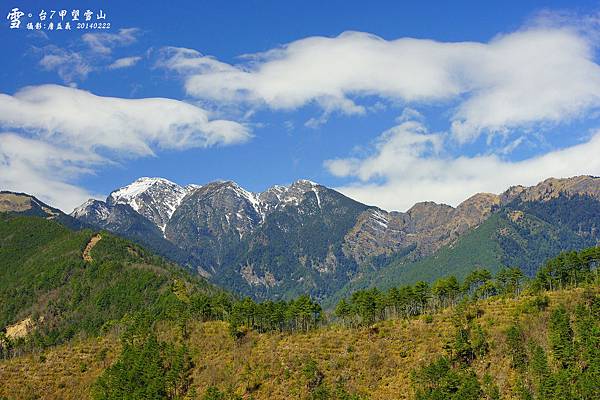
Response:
[549,306,574,368]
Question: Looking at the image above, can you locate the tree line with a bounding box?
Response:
[185,244,599,339]
[334,266,525,326]
[334,245,600,327]
[228,295,322,335]
[184,291,323,336]
[533,246,600,291]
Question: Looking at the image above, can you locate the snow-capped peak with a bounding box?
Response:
[108,177,179,208]
[293,179,318,186]
[108,177,192,232]
[72,177,330,235]
[185,184,202,193]
[70,198,109,220]
[258,179,324,210]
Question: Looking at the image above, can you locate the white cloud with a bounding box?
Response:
[158,25,600,141]
[37,28,141,83]
[82,28,140,55]
[450,28,600,141]
[498,136,526,155]
[0,84,250,154]
[325,120,600,211]
[155,47,225,73]
[0,133,104,211]
[39,45,93,82]
[0,85,251,212]
[325,121,444,181]
[396,107,424,123]
[108,56,142,70]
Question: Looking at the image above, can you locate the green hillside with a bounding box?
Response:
[0,213,226,349]
[376,213,505,288]
[0,240,598,399]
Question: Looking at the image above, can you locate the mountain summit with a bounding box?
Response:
[106,177,194,231]
[70,175,600,300]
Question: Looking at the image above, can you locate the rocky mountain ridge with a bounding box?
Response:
[64,175,600,300]
[73,178,334,239]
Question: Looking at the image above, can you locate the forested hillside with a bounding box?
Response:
[1,217,598,399]
[0,214,228,352]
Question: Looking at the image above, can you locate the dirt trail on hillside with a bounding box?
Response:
[83,234,102,262]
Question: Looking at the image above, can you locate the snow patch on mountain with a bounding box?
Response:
[71,199,110,220]
[313,187,322,209]
[72,177,329,236]
[107,177,193,232]
[370,209,389,230]
[185,184,203,192]
[109,177,185,214]
[227,181,264,220]
[259,179,324,211]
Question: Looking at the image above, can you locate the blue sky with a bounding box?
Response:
[2,0,600,212]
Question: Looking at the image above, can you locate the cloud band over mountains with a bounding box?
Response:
[3,12,600,213]
[158,24,600,142]
[0,85,250,210]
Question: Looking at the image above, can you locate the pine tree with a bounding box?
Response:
[506,323,527,369]
[335,298,352,324]
[549,306,574,368]
[529,343,555,399]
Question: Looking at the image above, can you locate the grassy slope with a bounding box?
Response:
[1,286,596,400]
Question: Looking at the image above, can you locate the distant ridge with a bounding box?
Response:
[4,176,600,301]
[61,175,600,301]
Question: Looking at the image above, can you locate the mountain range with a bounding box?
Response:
[3,175,600,301]
[61,175,600,301]
[1,187,598,400]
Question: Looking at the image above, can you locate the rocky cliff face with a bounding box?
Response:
[503,176,600,203]
[69,175,600,300]
[335,176,600,302]
[341,192,501,266]
[342,209,408,266]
